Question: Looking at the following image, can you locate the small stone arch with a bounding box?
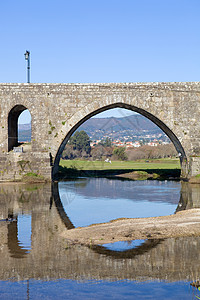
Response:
[8,104,30,151]
[52,103,186,180]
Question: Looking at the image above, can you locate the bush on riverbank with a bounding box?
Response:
[62,143,177,161]
[22,172,47,183]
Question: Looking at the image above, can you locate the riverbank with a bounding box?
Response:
[61,209,200,246]
[58,158,181,180]
[60,158,180,170]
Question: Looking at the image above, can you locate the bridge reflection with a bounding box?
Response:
[51,182,75,229]
[7,221,29,258]
[0,181,200,282]
[90,239,164,259]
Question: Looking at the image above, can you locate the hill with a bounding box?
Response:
[79,114,169,142]
[18,114,170,143]
[18,123,31,142]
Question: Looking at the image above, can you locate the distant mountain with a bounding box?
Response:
[18,115,169,143]
[78,115,168,142]
[18,123,31,142]
[18,123,31,131]
[80,115,157,132]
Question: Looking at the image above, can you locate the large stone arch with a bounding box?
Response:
[1,82,200,181]
[8,104,31,151]
[52,102,186,179]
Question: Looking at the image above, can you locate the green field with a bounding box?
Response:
[60,158,180,171]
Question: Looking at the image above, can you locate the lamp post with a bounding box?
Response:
[24,50,30,83]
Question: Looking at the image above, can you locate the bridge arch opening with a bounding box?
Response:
[8,105,31,152]
[53,103,186,179]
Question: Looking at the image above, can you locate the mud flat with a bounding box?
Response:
[61,209,200,245]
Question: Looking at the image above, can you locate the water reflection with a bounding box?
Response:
[52,183,75,229]
[103,239,146,251]
[0,212,31,259]
[59,178,180,203]
[18,215,31,248]
[176,181,200,212]
[58,178,181,227]
[7,220,29,258]
[0,180,200,297]
[92,239,164,259]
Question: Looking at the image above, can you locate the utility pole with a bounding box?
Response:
[24,50,30,83]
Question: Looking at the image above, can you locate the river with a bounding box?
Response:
[0,178,200,299]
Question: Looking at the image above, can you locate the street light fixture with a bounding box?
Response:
[24,50,30,83]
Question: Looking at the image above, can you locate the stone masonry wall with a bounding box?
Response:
[0,82,200,180]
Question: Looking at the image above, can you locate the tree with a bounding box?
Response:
[125,144,177,160]
[99,137,112,147]
[91,145,105,160]
[69,130,91,156]
[91,145,113,160]
[62,144,79,159]
[113,147,128,161]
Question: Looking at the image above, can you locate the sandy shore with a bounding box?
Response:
[61,209,200,245]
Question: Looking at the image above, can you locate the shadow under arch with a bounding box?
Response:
[52,103,186,180]
[8,104,30,151]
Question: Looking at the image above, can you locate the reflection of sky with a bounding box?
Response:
[59,178,181,203]
[102,240,145,251]
[59,179,180,227]
[17,215,32,252]
[0,279,193,300]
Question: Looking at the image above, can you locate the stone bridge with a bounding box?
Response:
[0,82,200,181]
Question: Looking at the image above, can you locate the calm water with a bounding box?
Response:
[0,178,200,299]
[58,178,180,227]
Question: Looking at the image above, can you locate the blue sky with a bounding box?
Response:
[2,0,200,122]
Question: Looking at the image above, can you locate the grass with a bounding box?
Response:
[22,172,47,183]
[60,158,181,171]
[57,158,181,180]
